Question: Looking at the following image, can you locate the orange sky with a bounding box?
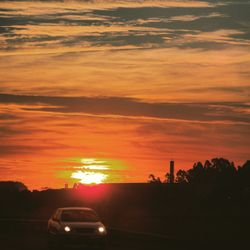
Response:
[0,0,249,189]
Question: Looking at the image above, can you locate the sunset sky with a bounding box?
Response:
[0,0,249,189]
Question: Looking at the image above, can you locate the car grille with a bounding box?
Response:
[74,228,95,234]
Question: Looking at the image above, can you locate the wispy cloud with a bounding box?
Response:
[0,0,249,53]
[1,93,249,124]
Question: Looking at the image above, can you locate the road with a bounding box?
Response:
[0,219,246,250]
[0,230,178,250]
[0,229,244,250]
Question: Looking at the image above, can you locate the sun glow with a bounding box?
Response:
[71,170,107,184]
[81,158,106,165]
[84,165,109,170]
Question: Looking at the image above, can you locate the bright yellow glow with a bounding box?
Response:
[71,171,107,184]
[74,165,109,170]
[81,158,106,165]
[84,165,109,170]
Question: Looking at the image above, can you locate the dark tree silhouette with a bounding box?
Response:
[176,170,188,183]
[238,160,250,188]
[148,174,161,183]
[186,161,205,184]
[0,181,28,192]
[175,158,237,185]
[164,173,171,183]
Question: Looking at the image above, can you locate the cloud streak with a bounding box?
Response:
[1,93,249,124]
[0,0,249,53]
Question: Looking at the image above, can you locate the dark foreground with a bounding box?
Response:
[0,223,247,250]
[1,182,250,249]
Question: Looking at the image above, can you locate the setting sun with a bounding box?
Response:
[71,171,107,185]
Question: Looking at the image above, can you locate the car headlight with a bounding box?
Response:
[64,226,71,232]
[98,226,106,233]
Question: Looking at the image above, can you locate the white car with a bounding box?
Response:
[47,207,107,249]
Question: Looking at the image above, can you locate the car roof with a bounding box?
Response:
[58,207,94,211]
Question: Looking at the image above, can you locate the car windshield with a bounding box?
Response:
[61,209,99,222]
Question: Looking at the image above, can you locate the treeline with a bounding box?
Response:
[149,158,250,187]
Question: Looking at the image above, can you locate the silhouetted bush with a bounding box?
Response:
[0,181,28,193]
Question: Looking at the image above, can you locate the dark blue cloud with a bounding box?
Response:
[1,93,249,124]
[1,0,249,50]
